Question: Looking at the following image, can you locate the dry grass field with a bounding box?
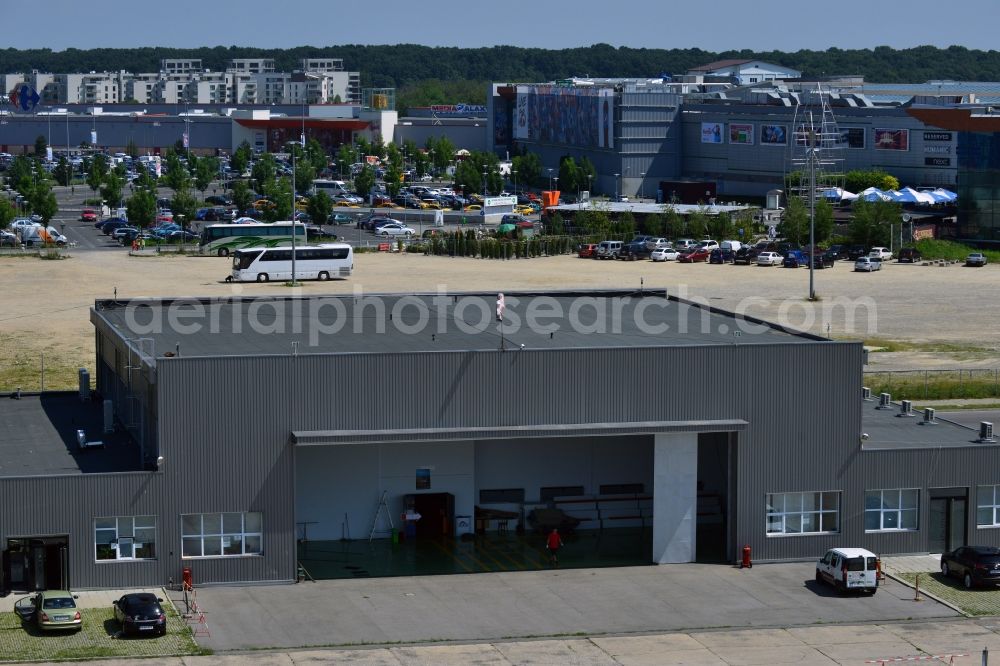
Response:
[0,248,997,390]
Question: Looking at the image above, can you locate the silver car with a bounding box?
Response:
[854,257,882,272]
[377,222,415,238]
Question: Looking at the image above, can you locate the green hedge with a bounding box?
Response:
[915,239,1000,263]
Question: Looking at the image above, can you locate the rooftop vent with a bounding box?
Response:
[877,392,892,409]
[897,400,914,417]
[862,386,872,401]
[979,421,995,443]
[920,407,937,425]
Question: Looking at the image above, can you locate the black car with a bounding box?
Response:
[205,195,232,206]
[847,245,868,260]
[826,244,848,260]
[897,247,922,263]
[734,246,759,265]
[618,241,651,261]
[709,248,735,264]
[101,219,129,235]
[940,546,1000,589]
[358,215,398,231]
[113,592,167,636]
[306,227,338,242]
[808,251,836,269]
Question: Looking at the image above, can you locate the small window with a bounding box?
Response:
[480,488,525,504]
[540,486,585,502]
[865,489,919,532]
[599,483,645,495]
[977,485,1000,527]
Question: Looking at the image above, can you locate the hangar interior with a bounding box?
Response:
[294,432,733,578]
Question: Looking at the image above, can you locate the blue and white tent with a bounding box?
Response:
[859,187,893,202]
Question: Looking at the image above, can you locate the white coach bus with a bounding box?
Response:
[229,244,353,282]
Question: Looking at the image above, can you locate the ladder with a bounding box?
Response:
[368,490,394,543]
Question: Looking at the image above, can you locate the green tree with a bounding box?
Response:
[578,157,597,194]
[251,153,277,193]
[455,151,502,198]
[162,152,190,192]
[335,144,354,178]
[293,161,315,195]
[170,187,200,228]
[558,156,581,195]
[231,180,254,214]
[194,156,218,199]
[849,199,900,248]
[86,154,108,197]
[307,190,333,224]
[125,138,139,158]
[126,189,157,228]
[100,170,125,210]
[261,177,293,221]
[9,156,35,193]
[844,169,900,194]
[707,212,735,241]
[547,212,565,235]
[428,135,455,172]
[34,135,47,158]
[230,141,253,174]
[777,197,809,245]
[31,180,58,223]
[814,199,835,243]
[52,156,73,186]
[305,138,328,172]
[355,165,376,199]
[511,152,542,189]
[686,210,709,238]
[0,198,15,228]
[663,206,684,239]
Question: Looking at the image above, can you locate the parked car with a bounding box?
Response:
[358,215,399,231]
[847,245,869,260]
[940,546,1000,589]
[869,246,893,261]
[650,247,680,262]
[815,548,879,594]
[14,590,82,631]
[0,230,16,247]
[810,251,836,269]
[966,253,988,267]
[98,216,126,230]
[826,244,848,260]
[644,237,670,251]
[102,219,129,235]
[678,248,711,263]
[595,240,623,260]
[80,209,98,222]
[327,213,354,225]
[112,227,140,241]
[306,227,338,242]
[782,250,808,268]
[897,247,922,263]
[113,592,167,636]
[854,256,882,272]
[376,222,415,238]
[757,251,783,266]
[577,243,598,258]
[675,238,697,250]
[619,241,652,261]
[709,248,735,264]
[734,246,760,265]
[205,195,232,206]
[698,239,720,252]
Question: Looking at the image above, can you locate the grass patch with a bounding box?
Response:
[859,337,994,355]
[915,238,1000,263]
[864,369,1000,401]
[0,333,90,392]
[895,571,1000,617]
[0,602,200,662]
[913,402,1000,410]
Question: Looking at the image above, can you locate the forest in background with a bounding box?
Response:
[2,44,998,112]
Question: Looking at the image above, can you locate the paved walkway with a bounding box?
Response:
[27,619,1000,665]
[882,553,941,574]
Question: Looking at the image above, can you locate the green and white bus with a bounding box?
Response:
[199,222,307,256]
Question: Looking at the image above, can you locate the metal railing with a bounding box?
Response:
[862,368,1000,401]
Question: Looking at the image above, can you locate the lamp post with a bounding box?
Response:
[512,169,517,197]
[553,176,559,196]
[614,173,620,201]
[546,167,554,191]
[587,173,592,198]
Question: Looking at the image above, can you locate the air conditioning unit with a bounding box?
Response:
[920,408,937,425]
[979,421,995,443]
[862,386,872,401]
[898,400,914,417]
[78,368,90,402]
[877,392,892,409]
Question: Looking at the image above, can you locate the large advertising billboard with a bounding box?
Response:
[874,128,909,151]
[701,122,723,144]
[513,85,614,148]
[729,123,754,145]
[760,124,787,145]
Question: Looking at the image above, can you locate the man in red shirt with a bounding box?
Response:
[546,528,563,565]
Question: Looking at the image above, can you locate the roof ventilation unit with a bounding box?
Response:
[862,386,872,401]
[78,368,90,402]
[897,400,914,417]
[920,408,937,425]
[979,421,995,443]
[877,392,892,409]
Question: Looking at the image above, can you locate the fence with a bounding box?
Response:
[862,368,1000,401]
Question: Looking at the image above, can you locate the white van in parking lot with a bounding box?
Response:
[815,547,879,594]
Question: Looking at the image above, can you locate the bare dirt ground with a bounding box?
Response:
[0,246,997,390]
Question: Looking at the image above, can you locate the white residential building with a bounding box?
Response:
[686,59,801,86]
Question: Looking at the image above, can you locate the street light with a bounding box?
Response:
[546,167,554,191]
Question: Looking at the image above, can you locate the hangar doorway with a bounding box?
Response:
[2,536,70,593]
[695,432,732,563]
[294,435,657,579]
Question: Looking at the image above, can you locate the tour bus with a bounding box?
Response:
[199,221,306,256]
[229,244,354,282]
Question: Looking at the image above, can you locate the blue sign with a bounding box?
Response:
[17,85,39,112]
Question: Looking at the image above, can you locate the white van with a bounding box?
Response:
[313,179,351,198]
[815,547,879,594]
[720,240,743,252]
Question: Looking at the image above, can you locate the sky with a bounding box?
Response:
[12,0,999,52]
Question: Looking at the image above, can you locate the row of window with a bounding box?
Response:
[95,512,262,562]
[767,486,1000,536]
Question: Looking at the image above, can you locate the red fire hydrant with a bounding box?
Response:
[740,545,752,569]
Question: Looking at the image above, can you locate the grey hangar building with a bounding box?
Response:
[1,289,999,592]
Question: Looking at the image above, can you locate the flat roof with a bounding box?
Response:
[550,202,752,216]
[861,401,995,450]
[0,394,144,477]
[92,290,826,362]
